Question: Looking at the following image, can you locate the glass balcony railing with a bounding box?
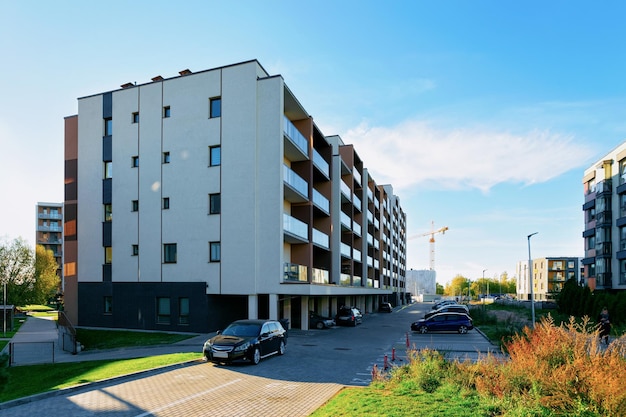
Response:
[353,222,361,236]
[283,213,308,240]
[312,188,329,213]
[353,169,361,186]
[283,165,308,198]
[353,275,362,286]
[339,274,351,286]
[283,116,308,156]
[312,268,329,284]
[312,149,329,177]
[367,256,373,267]
[283,262,308,282]
[341,212,351,229]
[312,228,329,249]
[340,181,351,198]
[352,194,361,209]
[353,248,361,260]
[367,278,374,288]
[341,243,351,258]
[367,188,373,202]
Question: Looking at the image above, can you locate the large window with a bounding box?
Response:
[157,297,170,324]
[209,146,221,166]
[210,97,221,118]
[104,204,112,222]
[210,242,221,262]
[104,118,112,136]
[164,243,177,263]
[104,162,113,179]
[179,298,190,325]
[209,193,221,214]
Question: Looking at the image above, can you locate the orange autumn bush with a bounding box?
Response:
[457,316,626,415]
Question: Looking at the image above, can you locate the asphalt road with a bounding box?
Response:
[0,302,503,416]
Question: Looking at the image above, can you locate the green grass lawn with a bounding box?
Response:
[76,328,194,350]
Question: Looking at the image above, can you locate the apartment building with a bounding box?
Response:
[582,142,626,291]
[63,60,407,333]
[516,257,580,301]
[35,202,63,278]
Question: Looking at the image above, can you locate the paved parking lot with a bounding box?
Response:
[0,302,504,416]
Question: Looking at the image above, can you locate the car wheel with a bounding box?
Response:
[352,320,357,327]
[458,325,468,334]
[278,340,286,355]
[419,326,428,334]
[316,321,324,330]
[252,347,261,365]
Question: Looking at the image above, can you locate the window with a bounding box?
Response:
[163,106,171,118]
[209,146,221,166]
[104,118,112,136]
[210,97,221,118]
[163,152,170,164]
[179,298,190,325]
[163,197,170,210]
[132,245,139,256]
[104,204,112,222]
[210,242,221,262]
[132,156,139,167]
[209,193,221,214]
[104,296,112,314]
[157,297,170,324]
[164,243,177,263]
[132,200,139,212]
[104,246,112,264]
[132,112,139,123]
[104,162,113,179]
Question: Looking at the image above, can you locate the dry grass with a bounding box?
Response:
[456,316,626,415]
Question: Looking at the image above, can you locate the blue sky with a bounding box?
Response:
[2,1,625,284]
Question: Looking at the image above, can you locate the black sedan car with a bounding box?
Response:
[309,311,335,329]
[378,302,393,313]
[335,306,363,326]
[411,312,474,334]
[203,319,286,365]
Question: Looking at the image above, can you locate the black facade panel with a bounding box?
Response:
[102,178,112,204]
[78,282,216,333]
[103,92,112,119]
[582,200,595,210]
[102,222,112,246]
[103,136,112,162]
[582,229,596,238]
[617,183,626,195]
[616,250,626,260]
[617,217,626,228]
[102,264,112,282]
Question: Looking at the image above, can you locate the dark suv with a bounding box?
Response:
[335,306,363,326]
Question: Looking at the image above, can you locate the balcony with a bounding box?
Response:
[312,228,329,249]
[38,212,62,219]
[283,116,308,161]
[353,247,361,261]
[340,212,351,231]
[341,243,351,258]
[312,149,329,178]
[340,180,351,201]
[283,262,308,283]
[312,188,329,215]
[339,274,351,286]
[353,170,361,187]
[283,214,308,243]
[283,165,308,203]
[311,268,329,284]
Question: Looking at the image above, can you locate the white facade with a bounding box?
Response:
[64,60,407,332]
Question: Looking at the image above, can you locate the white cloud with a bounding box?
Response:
[343,120,594,193]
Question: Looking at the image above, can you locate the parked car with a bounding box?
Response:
[309,311,335,329]
[424,304,469,320]
[203,319,287,365]
[411,312,474,334]
[378,302,393,313]
[432,300,458,310]
[335,306,363,326]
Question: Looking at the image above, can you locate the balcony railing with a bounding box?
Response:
[283,165,308,199]
[312,228,329,249]
[283,214,308,241]
[38,213,62,219]
[283,116,308,156]
[340,180,351,198]
[312,149,329,177]
[312,188,329,214]
[283,262,308,282]
[353,248,361,260]
[341,243,351,258]
[353,169,361,186]
[339,274,351,286]
[353,275,362,286]
[341,212,351,229]
[312,268,329,284]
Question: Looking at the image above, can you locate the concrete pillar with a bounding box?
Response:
[269,293,278,320]
[248,295,258,319]
[301,296,309,330]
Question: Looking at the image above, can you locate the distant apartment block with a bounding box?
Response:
[35,202,63,278]
[582,142,626,291]
[516,257,580,301]
[63,60,407,333]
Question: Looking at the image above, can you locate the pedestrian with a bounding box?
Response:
[598,306,611,345]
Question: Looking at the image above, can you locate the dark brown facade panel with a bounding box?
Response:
[64,115,78,160]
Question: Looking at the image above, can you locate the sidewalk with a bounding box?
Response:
[1,315,209,366]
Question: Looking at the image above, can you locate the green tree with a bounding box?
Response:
[33,245,60,305]
[0,238,35,307]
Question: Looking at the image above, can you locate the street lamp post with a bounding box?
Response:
[482,269,487,306]
[528,232,538,327]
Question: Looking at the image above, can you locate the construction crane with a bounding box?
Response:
[408,221,449,270]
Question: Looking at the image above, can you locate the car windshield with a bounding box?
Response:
[222,322,261,337]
